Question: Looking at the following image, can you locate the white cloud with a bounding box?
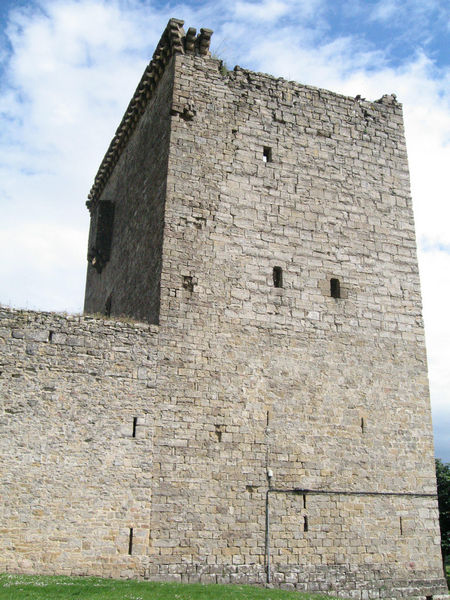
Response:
[234,0,291,21]
[2,0,164,174]
[0,223,87,312]
[370,0,399,22]
[419,247,450,460]
[236,30,386,82]
[233,0,323,22]
[368,0,446,24]
[419,249,450,409]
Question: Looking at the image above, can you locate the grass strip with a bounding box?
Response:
[0,573,339,600]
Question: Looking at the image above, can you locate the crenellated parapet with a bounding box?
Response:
[87,19,213,208]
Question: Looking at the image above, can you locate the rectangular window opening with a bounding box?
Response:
[215,424,223,442]
[263,147,272,163]
[128,528,134,555]
[266,411,270,427]
[132,417,138,438]
[48,331,54,343]
[303,515,308,532]
[361,417,365,433]
[303,494,307,509]
[183,275,194,292]
[273,266,283,288]
[399,516,403,536]
[330,278,341,298]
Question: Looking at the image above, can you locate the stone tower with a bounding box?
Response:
[1,18,446,599]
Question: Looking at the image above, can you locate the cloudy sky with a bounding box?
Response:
[0,0,449,459]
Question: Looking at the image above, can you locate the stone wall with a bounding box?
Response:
[0,303,446,597]
[0,308,158,577]
[156,46,446,595]
[83,54,175,324]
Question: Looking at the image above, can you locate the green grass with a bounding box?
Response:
[0,573,338,600]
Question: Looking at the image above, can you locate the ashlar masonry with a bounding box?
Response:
[1,18,447,600]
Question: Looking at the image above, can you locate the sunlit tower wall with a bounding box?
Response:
[2,18,446,600]
[84,17,446,599]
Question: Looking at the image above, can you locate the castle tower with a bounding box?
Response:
[82,17,446,597]
[1,19,446,599]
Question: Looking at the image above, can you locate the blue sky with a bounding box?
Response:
[0,0,449,460]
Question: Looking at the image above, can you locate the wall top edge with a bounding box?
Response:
[0,305,159,333]
[228,64,402,109]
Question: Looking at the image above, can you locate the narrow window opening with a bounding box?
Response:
[215,424,224,442]
[263,147,272,163]
[273,266,283,288]
[303,515,308,532]
[105,294,112,317]
[132,417,138,438]
[303,494,307,509]
[330,278,341,298]
[48,331,54,343]
[426,596,433,600]
[361,417,365,433]
[128,528,134,555]
[399,517,403,536]
[183,276,194,292]
[266,411,270,427]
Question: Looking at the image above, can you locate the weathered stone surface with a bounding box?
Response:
[0,18,447,600]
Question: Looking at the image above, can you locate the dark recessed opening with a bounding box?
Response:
[399,516,403,536]
[215,424,224,442]
[128,528,134,555]
[88,200,115,273]
[132,417,138,438]
[183,276,194,292]
[273,266,283,288]
[330,278,341,298]
[105,294,112,316]
[263,147,272,163]
[303,494,307,509]
[361,417,365,433]
[303,515,308,532]
[48,331,54,343]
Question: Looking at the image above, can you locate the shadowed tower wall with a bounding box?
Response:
[1,19,446,600]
